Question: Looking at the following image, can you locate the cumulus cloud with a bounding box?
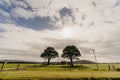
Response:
[0,0,120,62]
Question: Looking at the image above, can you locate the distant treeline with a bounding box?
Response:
[0,60,95,64]
[0,60,119,64]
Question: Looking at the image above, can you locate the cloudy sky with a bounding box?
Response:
[0,0,120,63]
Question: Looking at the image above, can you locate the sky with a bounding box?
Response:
[0,0,120,63]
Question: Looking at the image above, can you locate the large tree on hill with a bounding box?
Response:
[62,45,81,67]
[40,47,59,65]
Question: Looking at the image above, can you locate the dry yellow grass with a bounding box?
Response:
[0,70,120,79]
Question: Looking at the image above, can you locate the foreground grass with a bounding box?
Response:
[0,64,120,79]
[0,70,120,79]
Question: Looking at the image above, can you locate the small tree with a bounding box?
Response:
[40,47,59,65]
[62,45,81,67]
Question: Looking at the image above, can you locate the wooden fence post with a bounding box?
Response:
[1,60,7,71]
[16,64,20,70]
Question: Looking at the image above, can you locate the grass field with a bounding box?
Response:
[0,63,120,79]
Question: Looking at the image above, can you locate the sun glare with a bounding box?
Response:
[61,27,73,38]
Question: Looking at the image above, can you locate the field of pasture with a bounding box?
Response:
[0,63,120,79]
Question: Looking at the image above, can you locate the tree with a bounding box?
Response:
[40,47,59,65]
[62,45,81,67]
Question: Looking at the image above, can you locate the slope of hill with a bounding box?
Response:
[74,60,96,64]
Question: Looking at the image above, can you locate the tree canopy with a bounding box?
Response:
[40,47,59,65]
[62,45,81,67]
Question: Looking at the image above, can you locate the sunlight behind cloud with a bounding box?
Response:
[60,27,73,39]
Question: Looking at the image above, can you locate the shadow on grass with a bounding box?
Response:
[27,64,90,70]
[60,65,89,69]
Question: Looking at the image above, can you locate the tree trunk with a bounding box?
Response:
[47,58,51,65]
[70,57,74,67]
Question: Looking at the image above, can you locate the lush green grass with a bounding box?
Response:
[82,64,120,70]
[0,63,120,79]
[0,63,38,70]
[1,63,120,70]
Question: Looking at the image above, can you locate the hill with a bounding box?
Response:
[74,60,96,64]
